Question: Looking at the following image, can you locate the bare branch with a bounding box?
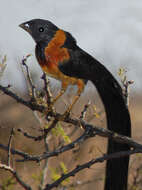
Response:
[0,143,33,159]
[41,72,52,106]
[17,128,39,140]
[0,84,45,112]
[80,121,142,150]
[1,119,142,163]
[0,84,78,126]
[33,119,59,141]
[79,101,91,120]
[7,128,14,166]
[0,55,7,80]
[118,68,134,106]
[39,132,50,190]
[0,163,32,190]
[16,128,94,162]
[123,80,134,106]
[44,149,140,190]
[21,55,36,102]
[0,58,137,190]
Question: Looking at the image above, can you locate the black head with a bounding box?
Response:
[19,19,58,43]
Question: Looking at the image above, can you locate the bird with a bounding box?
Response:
[19,19,87,113]
[19,19,131,190]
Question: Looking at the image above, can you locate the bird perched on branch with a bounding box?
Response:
[20,19,87,113]
[19,19,131,190]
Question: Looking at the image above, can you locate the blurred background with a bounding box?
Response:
[0,1,142,189]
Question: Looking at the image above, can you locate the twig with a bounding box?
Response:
[118,68,134,106]
[0,59,136,189]
[0,143,33,159]
[21,55,36,102]
[1,84,142,159]
[0,163,32,190]
[1,118,142,163]
[34,119,59,141]
[80,101,91,120]
[16,127,94,162]
[129,161,142,190]
[44,149,140,190]
[39,134,50,190]
[41,72,52,106]
[7,128,14,166]
[0,84,78,125]
[0,84,45,112]
[80,121,142,149]
[40,160,49,190]
[0,55,7,80]
[17,128,40,140]
[123,80,134,106]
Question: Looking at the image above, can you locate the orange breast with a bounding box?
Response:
[38,29,82,87]
[39,30,70,81]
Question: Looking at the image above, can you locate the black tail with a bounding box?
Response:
[59,46,131,190]
[91,75,131,190]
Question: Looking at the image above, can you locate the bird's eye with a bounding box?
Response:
[39,27,44,32]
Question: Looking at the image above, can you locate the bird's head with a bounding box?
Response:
[19,19,58,43]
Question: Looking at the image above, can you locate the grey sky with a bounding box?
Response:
[0,0,142,91]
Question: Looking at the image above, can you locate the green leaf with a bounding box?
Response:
[93,105,100,118]
[52,122,71,143]
[50,167,61,181]
[60,162,68,174]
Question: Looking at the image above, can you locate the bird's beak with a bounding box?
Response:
[19,22,31,34]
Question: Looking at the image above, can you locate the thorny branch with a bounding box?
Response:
[0,82,141,189]
[17,128,39,140]
[80,101,91,120]
[41,72,52,106]
[0,143,32,159]
[35,119,59,141]
[7,128,14,166]
[17,118,60,142]
[0,82,142,152]
[0,58,139,189]
[17,127,95,162]
[0,163,32,190]
[0,119,142,163]
[118,67,134,106]
[21,55,36,102]
[39,128,50,190]
[44,149,140,190]
[0,84,45,112]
